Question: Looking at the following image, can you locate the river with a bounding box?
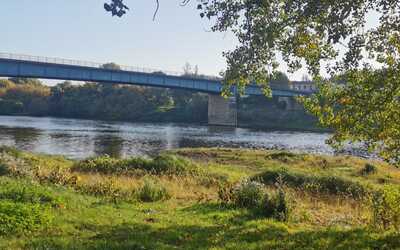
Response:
[0,115,338,159]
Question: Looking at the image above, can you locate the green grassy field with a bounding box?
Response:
[0,146,399,249]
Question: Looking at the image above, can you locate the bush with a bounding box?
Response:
[150,154,192,175]
[218,179,292,221]
[0,201,53,235]
[218,180,264,208]
[265,151,304,163]
[255,168,367,198]
[137,178,170,202]
[37,167,79,186]
[264,188,292,222]
[73,154,195,176]
[361,163,378,175]
[0,161,8,176]
[371,185,400,231]
[0,151,33,178]
[230,180,265,208]
[77,179,126,202]
[73,155,142,174]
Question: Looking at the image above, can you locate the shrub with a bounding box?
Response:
[78,179,125,202]
[73,154,194,176]
[73,155,132,174]
[229,180,265,208]
[137,178,170,202]
[255,168,367,199]
[265,152,304,163]
[371,185,400,231]
[361,163,378,175]
[149,154,192,175]
[218,183,235,205]
[0,152,33,178]
[0,201,53,235]
[218,179,292,221]
[38,167,79,186]
[0,161,8,176]
[264,188,292,222]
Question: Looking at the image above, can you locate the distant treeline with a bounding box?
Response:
[0,78,208,123]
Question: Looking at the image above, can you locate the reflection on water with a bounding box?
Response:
[0,115,335,159]
[93,134,124,158]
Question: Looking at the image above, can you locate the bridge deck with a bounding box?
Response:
[0,53,310,97]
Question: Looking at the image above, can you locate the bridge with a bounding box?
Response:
[0,52,309,126]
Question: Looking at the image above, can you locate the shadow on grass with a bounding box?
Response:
[26,223,400,250]
[26,203,400,250]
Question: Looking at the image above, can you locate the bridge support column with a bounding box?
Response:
[208,94,237,127]
[278,97,303,111]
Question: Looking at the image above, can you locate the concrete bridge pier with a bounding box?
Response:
[278,96,303,111]
[208,94,237,127]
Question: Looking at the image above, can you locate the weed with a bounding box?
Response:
[230,179,265,208]
[77,178,126,203]
[0,200,53,235]
[0,152,34,178]
[371,185,400,231]
[0,179,62,207]
[264,188,292,222]
[38,167,79,186]
[137,178,170,202]
[73,154,195,176]
[265,152,304,163]
[256,168,368,199]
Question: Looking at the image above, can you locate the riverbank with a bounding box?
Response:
[0,147,399,249]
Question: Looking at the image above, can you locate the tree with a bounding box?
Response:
[101,62,121,71]
[183,62,192,76]
[182,62,199,77]
[271,71,290,87]
[193,0,400,165]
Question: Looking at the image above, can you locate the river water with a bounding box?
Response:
[0,115,337,159]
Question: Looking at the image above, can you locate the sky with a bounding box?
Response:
[0,0,239,80]
[0,1,381,84]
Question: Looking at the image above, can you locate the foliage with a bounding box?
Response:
[150,154,194,175]
[0,151,34,178]
[0,201,52,235]
[0,78,208,123]
[0,148,400,249]
[197,0,400,165]
[74,154,196,176]
[230,179,265,208]
[73,155,146,174]
[371,185,400,231]
[0,76,319,130]
[137,178,170,202]
[256,168,368,199]
[0,179,61,207]
[263,188,292,222]
[302,67,400,165]
[78,178,126,202]
[218,179,292,221]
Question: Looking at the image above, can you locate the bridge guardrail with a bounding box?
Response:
[0,52,222,81]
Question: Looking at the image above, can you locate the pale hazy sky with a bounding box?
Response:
[0,1,380,82]
[1,1,237,77]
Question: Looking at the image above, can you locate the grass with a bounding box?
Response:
[0,146,399,249]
